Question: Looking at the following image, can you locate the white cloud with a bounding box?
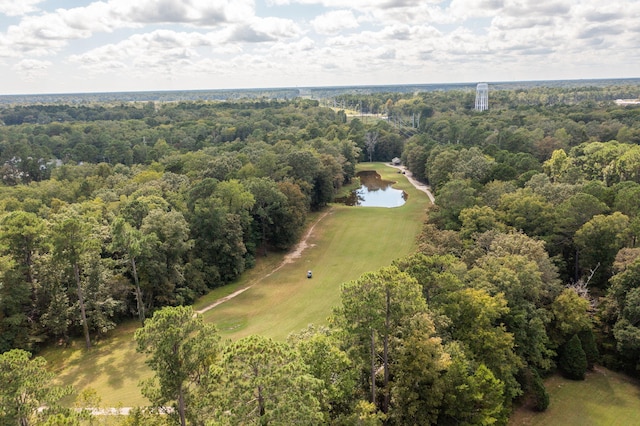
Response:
[269,36,315,58]
[227,17,301,42]
[311,10,358,35]
[0,0,44,17]
[69,29,212,66]
[1,13,90,58]
[13,58,50,70]
[0,0,257,58]
[108,0,254,26]
[12,58,51,80]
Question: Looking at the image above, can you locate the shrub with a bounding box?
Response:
[558,334,588,380]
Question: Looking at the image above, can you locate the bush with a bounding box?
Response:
[558,334,588,380]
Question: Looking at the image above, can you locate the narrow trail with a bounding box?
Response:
[195,209,332,315]
[195,164,432,315]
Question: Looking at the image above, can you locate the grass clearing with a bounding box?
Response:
[509,367,640,425]
[42,163,429,407]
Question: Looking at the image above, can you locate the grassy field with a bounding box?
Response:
[42,162,430,407]
[509,367,640,425]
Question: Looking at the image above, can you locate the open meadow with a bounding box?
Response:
[42,163,430,407]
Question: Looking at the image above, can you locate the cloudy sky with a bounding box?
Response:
[0,0,638,95]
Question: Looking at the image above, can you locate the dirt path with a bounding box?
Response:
[195,209,332,315]
[386,163,435,204]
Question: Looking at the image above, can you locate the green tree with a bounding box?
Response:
[289,325,358,423]
[393,253,466,306]
[614,183,640,218]
[0,349,72,426]
[391,313,450,425]
[549,288,591,346]
[440,344,507,426]
[578,329,600,370]
[0,255,28,352]
[139,209,193,307]
[0,211,44,287]
[110,218,148,324]
[459,205,506,240]
[426,146,458,190]
[605,258,640,370]
[0,211,46,351]
[616,144,640,182]
[497,188,555,238]
[543,148,571,183]
[483,231,561,288]
[246,177,287,256]
[403,141,429,181]
[209,335,323,425]
[334,266,427,414]
[442,288,522,402]
[49,208,101,349]
[528,368,549,412]
[558,334,587,380]
[432,179,477,230]
[135,306,220,426]
[574,212,630,289]
[553,193,609,281]
[187,178,253,286]
[469,254,557,375]
[271,181,308,249]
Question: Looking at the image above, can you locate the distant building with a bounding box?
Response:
[475,83,489,111]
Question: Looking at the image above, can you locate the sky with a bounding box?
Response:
[0,0,638,95]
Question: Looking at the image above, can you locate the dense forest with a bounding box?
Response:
[1,82,640,425]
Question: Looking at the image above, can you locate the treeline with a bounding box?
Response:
[0,100,371,353]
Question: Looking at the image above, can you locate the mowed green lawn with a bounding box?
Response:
[203,163,428,340]
[509,367,640,425]
[42,163,430,407]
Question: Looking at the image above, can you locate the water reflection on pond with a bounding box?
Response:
[335,170,407,207]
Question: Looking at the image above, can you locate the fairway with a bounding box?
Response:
[509,367,640,425]
[202,162,430,340]
[42,163,430,407]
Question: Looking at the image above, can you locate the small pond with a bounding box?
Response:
[335,170,407,208]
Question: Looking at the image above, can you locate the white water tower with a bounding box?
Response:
[475,83,489,111]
